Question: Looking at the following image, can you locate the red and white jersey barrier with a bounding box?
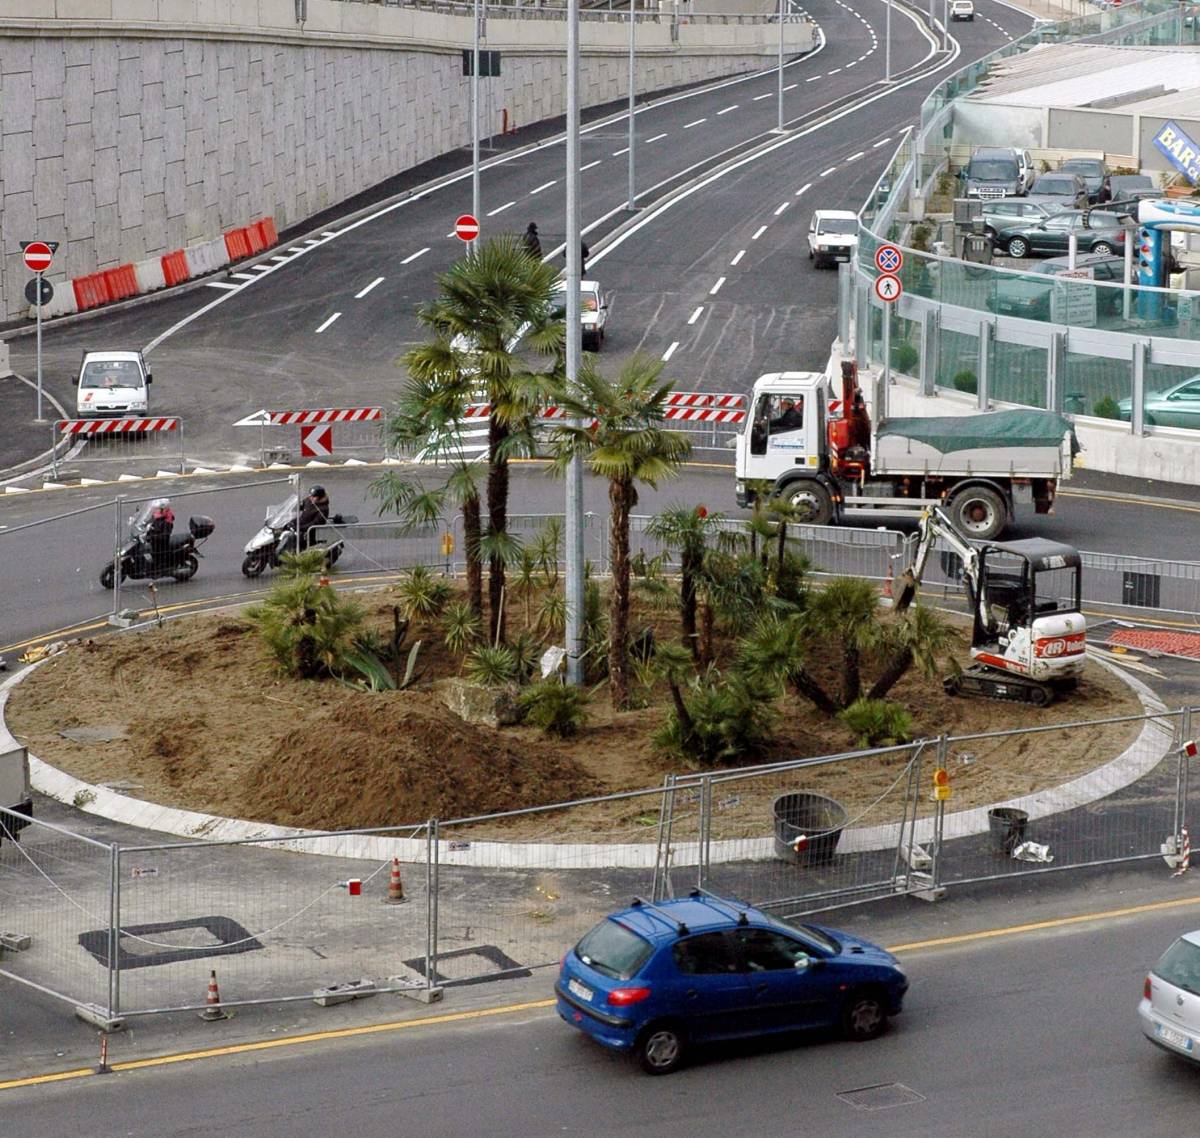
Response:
[57,417,180,434]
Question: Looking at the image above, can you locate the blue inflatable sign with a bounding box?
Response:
[1153,120,1200,184]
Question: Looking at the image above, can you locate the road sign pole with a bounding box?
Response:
[471,0,481,252]
[35,271,44,421]
[883,298,892,392]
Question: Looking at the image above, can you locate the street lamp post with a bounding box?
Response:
[885,0,893,81]
[627,0,636,210]
[471,0,481,247]
[777,0,785,132]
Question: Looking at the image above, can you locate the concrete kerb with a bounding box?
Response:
[0,623,1167,869]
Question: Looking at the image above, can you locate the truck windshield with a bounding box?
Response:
[818,218,857,235]
[81,361,141,389]
[969,160,1017,181]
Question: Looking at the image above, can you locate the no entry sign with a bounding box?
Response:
[454,214,480,242]
[22,241,54,273]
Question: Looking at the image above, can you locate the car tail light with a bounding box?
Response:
[608,987,652,1006]
[1144,975,1152,1000]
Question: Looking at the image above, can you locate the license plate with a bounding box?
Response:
[567,978,593,1002]
[1157,1024,1194,1051]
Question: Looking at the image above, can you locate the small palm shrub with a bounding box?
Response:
[839,698,914,748]
[443,600,482,656]
[465,644,518,686]
[653,666,777,767]
[518,681,590,738]
[396,564,451,619]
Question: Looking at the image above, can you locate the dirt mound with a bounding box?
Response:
[239,693,600,829]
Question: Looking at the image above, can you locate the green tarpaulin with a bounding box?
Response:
[877,409,1079,456]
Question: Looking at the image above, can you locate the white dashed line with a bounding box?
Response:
[303,239,321,246]
[662,341,680,362]
[820,166,837,177]
[753,92,773,101]
[827,68,842,75]
[206,281,240,290]
[320,231,338,238]
[251,263,272,272]
[796,181,812,196]
[717,105,738,115]
[752,225,768,240]
[710,277,726,295]
[487,201,515,216]
[401,247,430,264]
[784,83,797,91]
[270,255,290,262]
[231,272,255,280]
[581,160,602,171]
[531,180,557,194]
[774,201,790,216]
[846,151,865,162]
[846,61,857,68]
[684,118,706,129]
[806,75,821,82]
[645,133,668,144]
[613,146,630,156]
[873,137,892,147]
[688,306,704,325]
[355,277,385,299]
[731,249,746,266]
[315,313,341,334]
[287,247,304,253]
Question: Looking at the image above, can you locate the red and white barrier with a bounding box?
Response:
[664,392,745,409]
[134,256,167,294]
[58,417,180,435]
[266,407,382,426]
[664,406,746,424]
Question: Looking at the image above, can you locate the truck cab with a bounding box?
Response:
[76,350,152,419]
[1,746,32,845]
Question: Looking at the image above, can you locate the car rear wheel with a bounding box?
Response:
[636,1023,686,1075]
[841,991,887,1041]
[1006,237,1029,259]
[1092,241,1114,255]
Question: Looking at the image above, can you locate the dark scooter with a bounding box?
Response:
[99,503,215,588]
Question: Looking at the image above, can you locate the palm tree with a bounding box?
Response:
[818,576,882,708]
[647,504,723,661]
[402,234,563,644]
[866,604,959,701]
[547,354,691,709]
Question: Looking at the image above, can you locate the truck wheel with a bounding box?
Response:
[782,482,833,526]
[947,487,1007,540]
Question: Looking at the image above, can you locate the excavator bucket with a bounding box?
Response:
[893,571,919,612]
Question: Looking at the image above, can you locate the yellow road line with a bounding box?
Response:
[1058,487,1200,514]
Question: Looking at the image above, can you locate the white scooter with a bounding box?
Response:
[241,495,355,578]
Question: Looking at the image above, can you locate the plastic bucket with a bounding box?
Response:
[773,792,848,864]
[987,807,1029,854]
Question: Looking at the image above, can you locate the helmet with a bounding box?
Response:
[527,222,538,232]
[308,485,326,498]
[151,498,170,510]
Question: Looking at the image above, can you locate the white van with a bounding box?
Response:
[76,350,152,418]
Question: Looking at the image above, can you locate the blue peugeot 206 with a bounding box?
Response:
[555,892,908,1074]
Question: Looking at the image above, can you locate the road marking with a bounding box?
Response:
[401,247,429,264]
[806,75,821,82]
[683,118,706,129]
[613,146,630,156]
[303,238,321,246]
[486,201,515,215]
[645,133,668,144]
[355,277,384,299]
[251,263,272,273]
[752,225,768,240]
[774,201,789,216]
[753,92,773,101]
[847,151,865,162]
[819,166,837,177]
[287,247,304,253]
[873,136,892,147]
[688,306,704,324]
[662,341,679,361]
[580,159,602,171]
[270,255,290,262]
[717,105,738,115]
[796,181,812,196]
[320,231,338,238]
[230,272,255,280]
[784,83,797,91]
[314,313,342,334]
[530,179,557,194]
[827,68,842,75]
[846,60,858,67]
[205,282,240,291]
[730,249,745,266]
[709,276,726,295]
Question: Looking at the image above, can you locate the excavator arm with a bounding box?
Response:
[893,507,982,613]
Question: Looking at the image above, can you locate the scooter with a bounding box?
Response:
[99,503,215,588]
[241,495,356,577]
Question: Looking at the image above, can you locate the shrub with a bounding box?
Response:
[443,600,482,656]
[465,644,518,686]
[891,341,919,374]
[909,222,933,253]
[518,680,590,738]
[839,698,914,748]
[395,564,451,619]
[952,369,978,394]
[653,667,777,767]
[1092,395,1121,420]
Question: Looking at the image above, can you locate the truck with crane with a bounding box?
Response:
[734,361,1078,540]
[1,745,32,847]
[894,506,1086,705]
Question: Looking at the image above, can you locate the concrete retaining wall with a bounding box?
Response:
[0,1,812,323]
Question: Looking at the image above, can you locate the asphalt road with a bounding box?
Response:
[4,866,1199,1136]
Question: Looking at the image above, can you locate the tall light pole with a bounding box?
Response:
[885,0,892,81]
[942,0,948,51]
[471,0,481,248]
[565,0,585,685]
[627,0,636,210]
[777,0,785,132]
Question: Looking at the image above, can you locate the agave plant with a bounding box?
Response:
[396,564,452,619]
[465,644,519,686]
[443,600,483,657]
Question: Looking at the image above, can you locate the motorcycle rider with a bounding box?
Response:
[297,485,330,552]
[146,498,175,569]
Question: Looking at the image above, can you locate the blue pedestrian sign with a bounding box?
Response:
[875,244,903,274]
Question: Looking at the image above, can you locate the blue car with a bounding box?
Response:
[555,892,908,1074]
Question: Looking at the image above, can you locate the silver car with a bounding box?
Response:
[1139,929,1200,1064]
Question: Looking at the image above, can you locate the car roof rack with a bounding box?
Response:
[688,889,751,926]
[630,896,689,936]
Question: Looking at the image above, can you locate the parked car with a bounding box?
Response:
[980,197,1066,241]
[1059,157,1111,204]
[1118,375,1200,428]
[990,253,1128,319]
[1026,172,1090,211]
[950,0,975,19]
[962,147,1027,200]
[1138,928,1200,1064]
[995,209,1127,259]
[1108,173,1158,202]
[808,209,859,267]
[555,893,908,1074]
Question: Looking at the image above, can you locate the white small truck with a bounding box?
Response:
[734,363,1078,540]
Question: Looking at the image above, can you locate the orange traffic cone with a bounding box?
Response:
[199,969,229,1021]
[385,857,407,904]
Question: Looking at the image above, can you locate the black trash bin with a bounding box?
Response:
[773,792,849,864]
[987,807,1028,855]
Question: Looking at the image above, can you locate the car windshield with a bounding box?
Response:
[1154,936,1200,994]
[969,161,1018,180]
[580,289,600,312]
[575,919,654,980]
[1110,175,1153,191]
[1062,160,1103,175]
[763,915,841,954]
[265,496,300,528]
[1034,177,1074,193]
[81,360,141,389]
[818,218,857,235]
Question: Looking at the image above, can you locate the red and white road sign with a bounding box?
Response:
[300,424,333,458]
[454,214,480,242]
[874,273,903,303]
[874,243,904,274]
[23,241,54,273]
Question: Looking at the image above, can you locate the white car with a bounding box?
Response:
[75,349,153,419]
[553,280,608,351]
[950,0,975,19]
[807,210,859,269]
[1139,928,1200,1065]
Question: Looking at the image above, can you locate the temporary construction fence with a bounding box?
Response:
[233,407,389,466]
[50,418,186,479]
[1,706,1192,1028]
